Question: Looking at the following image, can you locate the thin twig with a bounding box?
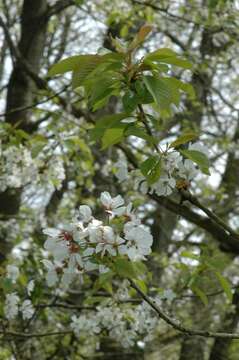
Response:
[180,189,239,240]
[129,279,239,339]
[0,330,72,339]
[0,85,69,118]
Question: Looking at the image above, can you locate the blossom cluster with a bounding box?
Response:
[0,143,66,192]
[0,145,38,192]
[70,283,158,349]
[42,192,153,288]
[115,142,208,196]
[3,265,35,320]
[4,293,34,320]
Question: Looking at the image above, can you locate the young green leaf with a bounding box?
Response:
[180,149,210,175]
[114,258,137,279]
[128,24,153,51]
[215,272,233,302]
[140,155,161,184]
[48,55,102,76]
[94,271,114,294]
[90,112,129,142]
[135,80,154,104]
[144,48,192,69]
[101,127,125,149]
[125,125,155,144]
[191,286,208,306]
[143,76,183,109]
[169,132,198,148]
[122,90,138,112]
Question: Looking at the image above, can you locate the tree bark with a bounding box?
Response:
[5,0,47,126]
[0,0,48,262]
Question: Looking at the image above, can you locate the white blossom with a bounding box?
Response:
[20,299,34,320]
[122,226,153,261]
[79,205,92,223]
[42,260,59,287]
[163,151,182,174]
[27,280,35,296]
[47,156,65,190]
[178,159,198,180]
[70,294,159,349]
[100,192,125,216]
[43,228,70,262]
[6,265,19,283]
[4,293,20,320]
[42,192,153,286]
[115,159,128,182]
[0,145,38,192]
[152,175,176,196]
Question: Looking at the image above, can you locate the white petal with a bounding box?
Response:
[46,270,58,287]
[112,195,124,209]
[82,247,95,257]
[41,259,54,270]
[79,205,92,222]
[100,192,112,207]
[43,228,60,237]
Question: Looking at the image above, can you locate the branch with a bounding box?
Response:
[45,0,75,18]
[179,189,239,240]
[0,85,68,119]
[130,279,239,339]
[130,0,200,25]
[152,193,239,253]
[37,303,95,311]
[0,330,72,339]
[0,85,69,117]
[138,104,160,153]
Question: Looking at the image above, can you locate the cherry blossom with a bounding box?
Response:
[4,293,20,320]
[6,265,19,284]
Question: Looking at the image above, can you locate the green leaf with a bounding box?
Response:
[49,52,123,83]
[134,279,148,293]
[215,272,232,302]
[169,132,198,148]
[135,80,154,104]
[143,76,173,109]
[1,278,14,292]
[209,0,219,8]
[142,76,189,109]
[191,286,208,306]
[90,113,129,141]
[180,149,210,175]
[94,271,114,294]
[125,125,155,144]
[132,261,147,277]
[144,48,192,69]
[122,90,138,112]
[114,258,137,279]
[91,83,119,111]
[164,77,195,98]
[15,129,30,140]
[140,155,161,184]
[142,59,169,73]
[181,251,200,261]
[48,55,102,76]
[101,127,125,149]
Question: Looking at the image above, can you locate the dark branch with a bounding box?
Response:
[130,279,239,339]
